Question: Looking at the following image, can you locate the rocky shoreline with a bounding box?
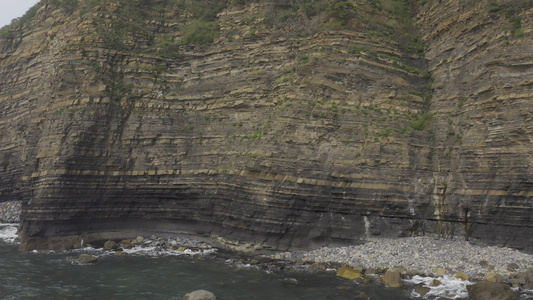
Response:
[73,233,533,299]
[2,198,531,299]
[292,237,533,299]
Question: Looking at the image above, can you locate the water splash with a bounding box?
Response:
[405,275,473,299]
[0,223,18,244]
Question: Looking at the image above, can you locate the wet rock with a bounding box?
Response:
[485,272,503,283]
[526,267,533,281]
[103,240,119,251]
[121,240,134,249]
[115,251,128,256]
[182,290,216,300]
[313,263,327,270]
[414,284,431,297]
[509,272,527,285]
[466,281,515,300]
[396,266,407,275]
[78,254,98,264]
[136,236,144,244]
[381,269,402,287]
[455,272,469,281]
[337,266,362,280]
[352,265,364,273]
[524,280,533,290]
[364,268,377,276]
[430,279,441,286]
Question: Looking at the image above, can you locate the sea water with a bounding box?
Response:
[1,223,529,300]
[0,224,412,299]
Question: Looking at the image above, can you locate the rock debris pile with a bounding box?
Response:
[299,237,533,281]
[0,201,21,223]
[268,236,533,298]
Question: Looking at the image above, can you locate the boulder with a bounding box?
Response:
[526,267,533,281]
[121,239,134,249]
[78,254,98,264]
[455,272,469,281]
[103,240,119,251]
[352,265,364,273]
[430,279,441,287]
[485,272,503,283]
[381,269,402,287]
[396,266,407,275]
[337,266,362,280]
[524,281,533,289]
[509,272,527,285]
[364,268,377,276]
[466,281,515,300]
[136,236,144,243]
[479,260,495,270]
[414,284,431,297]
[182,290,216,300]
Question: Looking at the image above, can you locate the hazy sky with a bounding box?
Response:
[0,0,41,28]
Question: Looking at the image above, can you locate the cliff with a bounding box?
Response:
[0,0,532,251]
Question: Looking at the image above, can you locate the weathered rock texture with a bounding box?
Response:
[0,0,532,251]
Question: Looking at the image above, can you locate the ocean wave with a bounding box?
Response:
[0,223,18,244]
[405,275,473,299]
[120,245,217,257]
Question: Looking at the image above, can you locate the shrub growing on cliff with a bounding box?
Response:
[299,0,329,17]
[326,0,358,24]
[410,113,431,130]
[144,35,180,58]
[179,19,220,46]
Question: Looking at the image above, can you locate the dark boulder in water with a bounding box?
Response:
[466,281,515,300]
[78,254,97,264]
[103,240,119,251]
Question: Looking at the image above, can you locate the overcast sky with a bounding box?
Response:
[0,0,41,29]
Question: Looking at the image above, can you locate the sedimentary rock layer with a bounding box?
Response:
[0,0,532,251]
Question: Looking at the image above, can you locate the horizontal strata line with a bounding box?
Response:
[32,180,411,206]
[25,168,533,198]
[26,168,414,192]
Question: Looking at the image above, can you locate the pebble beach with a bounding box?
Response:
[0,201,21,223]
[298,237,533,280]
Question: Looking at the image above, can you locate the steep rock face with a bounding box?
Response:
[417,0,533,248]
[0,0,531,251]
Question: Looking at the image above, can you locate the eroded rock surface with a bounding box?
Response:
[0,0,531,251]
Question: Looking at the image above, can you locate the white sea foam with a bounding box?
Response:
[0,223,18,243]
[520,289,533,299]
[121,245,217,257]
[405,275,473,299]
